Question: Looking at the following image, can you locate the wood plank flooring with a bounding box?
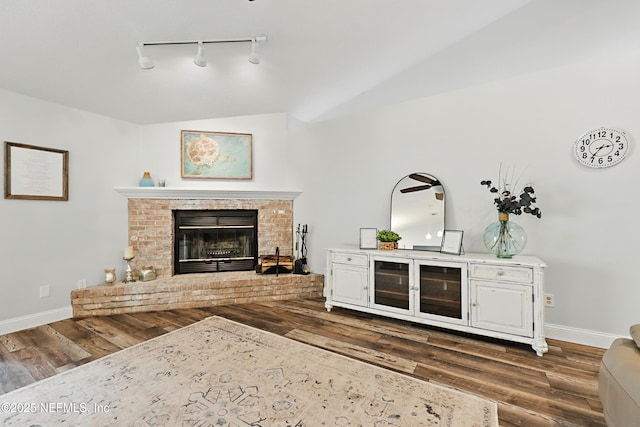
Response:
[0,298,606,426]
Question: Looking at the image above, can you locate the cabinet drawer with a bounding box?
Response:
[332,253,368,267]
[470,264,533,284]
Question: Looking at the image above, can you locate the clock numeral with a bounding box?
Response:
[582,153,588,159]
[619,143,625,150]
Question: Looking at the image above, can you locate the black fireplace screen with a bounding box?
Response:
[174,210,258,274]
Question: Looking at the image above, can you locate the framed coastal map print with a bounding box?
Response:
[4,141,69,201]
[181,130,252,179]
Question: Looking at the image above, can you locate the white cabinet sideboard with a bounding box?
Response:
[325,248,548,356]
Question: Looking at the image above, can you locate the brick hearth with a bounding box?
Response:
[71,190,323,317]
[71,271,324,317]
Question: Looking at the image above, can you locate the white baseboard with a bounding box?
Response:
[545,323,623,349]
[0,306,73,335]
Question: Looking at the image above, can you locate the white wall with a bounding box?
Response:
[289,49,640,343]
[0,89,139,331]
[2,49,638,347]
[137,113,293,190]
[0,104,293,333]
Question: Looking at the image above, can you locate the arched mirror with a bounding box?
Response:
[391,173,445,251]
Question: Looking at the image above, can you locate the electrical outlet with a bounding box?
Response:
[40,285,51,298]
[77,279,87,289]
[544,293,555,307]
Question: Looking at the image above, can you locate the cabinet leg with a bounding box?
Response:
[532,338,548,357]
[324,301,333,312]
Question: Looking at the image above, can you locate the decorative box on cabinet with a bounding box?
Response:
[325,248,548,356]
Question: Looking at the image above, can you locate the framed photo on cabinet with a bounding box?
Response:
[360,228,378,249]
[440,230,464,255]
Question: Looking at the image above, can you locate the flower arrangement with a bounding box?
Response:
[480,166,541,258]
[480,173,541,218]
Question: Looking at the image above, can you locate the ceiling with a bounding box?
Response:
[0,0,638,125]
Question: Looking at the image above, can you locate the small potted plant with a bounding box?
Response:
[376,229,401,251]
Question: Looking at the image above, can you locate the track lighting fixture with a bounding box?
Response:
[136,35,267,69]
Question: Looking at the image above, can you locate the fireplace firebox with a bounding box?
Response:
[174,210,258,274]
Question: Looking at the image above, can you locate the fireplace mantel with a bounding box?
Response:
[114,187,301,200]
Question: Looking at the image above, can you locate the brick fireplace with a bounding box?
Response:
[128,197,294,278]
[71,188,323,317]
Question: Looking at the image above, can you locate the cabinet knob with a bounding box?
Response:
[472,302,479,307]
[497,270,505,276]
[346,257,352,261]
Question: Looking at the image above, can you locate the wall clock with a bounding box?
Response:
[573,127,630,168]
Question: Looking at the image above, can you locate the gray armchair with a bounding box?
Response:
[599,324,640,426]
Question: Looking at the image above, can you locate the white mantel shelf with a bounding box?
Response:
[114,187,302,200]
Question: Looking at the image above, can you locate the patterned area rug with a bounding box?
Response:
[0,316,498,426]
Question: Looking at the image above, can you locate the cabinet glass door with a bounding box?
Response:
[372,259,411,313]
[416,262,468,325]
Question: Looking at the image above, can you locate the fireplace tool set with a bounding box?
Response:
[294,224,310,275]
[256,224,310,276]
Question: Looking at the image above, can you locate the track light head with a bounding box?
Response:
[194,42,206,67]
[136,44,154,69]
[248,39,260,64]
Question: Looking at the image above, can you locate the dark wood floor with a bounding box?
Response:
[0,298,605,426]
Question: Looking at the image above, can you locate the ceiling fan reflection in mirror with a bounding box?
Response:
[400,173,443,200]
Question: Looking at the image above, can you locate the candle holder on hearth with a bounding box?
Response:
[123,256,136,283]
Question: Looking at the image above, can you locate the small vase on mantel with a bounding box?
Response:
[482,212,527,258]
[139,171,154,187]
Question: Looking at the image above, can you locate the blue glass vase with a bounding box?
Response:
[483,213,527,258]
[139,171,154,187]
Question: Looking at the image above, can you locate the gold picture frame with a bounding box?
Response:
[4,141,69,201]
[181,130,252,179]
